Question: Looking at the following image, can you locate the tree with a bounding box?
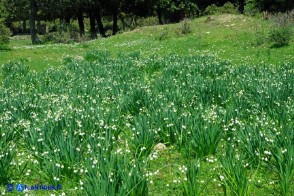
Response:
[1,0,29,31]
[237,0,245,13]
[29,0,39,44]
[95,6,106,37]
[154,0,199,24]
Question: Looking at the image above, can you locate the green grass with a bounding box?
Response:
[1,14,293,71]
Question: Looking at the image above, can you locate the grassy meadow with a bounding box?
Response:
[0,14,293,195]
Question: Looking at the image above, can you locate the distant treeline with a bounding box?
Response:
[0,0,293,44]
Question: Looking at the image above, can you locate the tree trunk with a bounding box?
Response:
[77,10,85,36]
[121,18,125,31]
[238,0,245,14]
[29,0,39,44]
[22,20,26,33]
[65,16,71,25]
[89,10,97,39]
[156,8,163,25]
[286,0,293,11]
[95,8,106,37]
[112,7,118,35]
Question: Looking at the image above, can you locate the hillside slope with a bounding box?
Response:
[0,14,293,71]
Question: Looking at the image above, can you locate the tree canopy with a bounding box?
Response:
[0,0,293,44]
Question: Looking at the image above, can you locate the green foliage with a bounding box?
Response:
[42,31,76,44]
[0,130,17,184]
[203,4,218,15]
[1,20,294,194]
[128,115,158,158]
[41,24,82,44]
[155,0,200,23]
[220,146,250,196]
[182,119,222,159]
[252,29,267,46]
[1,60,29,80]
[84,154,148,196]
[267,12,293,47]
[180,159,204,196]
[84,50,110,62]
[268,27,292,47]
[237,126,269,168]
[136,16,159,27]
[0,20,11,50]
[204,3,238,15]
[271,129,294,196]
[155,27,169,41]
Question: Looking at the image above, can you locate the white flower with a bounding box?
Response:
[219,175,225,181]
[264,151,271,155]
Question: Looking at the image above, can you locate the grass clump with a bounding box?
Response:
[155,27,169,41]
[271,129,294,196]
[220,146,250,196]
[0,130,17,184]
[180,158,210,196]
[268,27,292,47]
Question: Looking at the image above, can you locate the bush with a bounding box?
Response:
[204,3,237,15]
[268,27,292,47]
[42,31,72,44]
[137,16,159,27]
[41,23,82,44]
[155,27,169,41]
[271,11,294,27]
[0,21,11,49]
[203,4,218,15]
[244,1,259,16]
[176,18,191,35]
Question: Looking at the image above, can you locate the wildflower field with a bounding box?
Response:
[0,14,294,196]
[0,49,293,195]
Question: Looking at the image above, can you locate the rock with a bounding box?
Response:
[75,56,84,61]
[154,143,167,151]
[205,16,213,23]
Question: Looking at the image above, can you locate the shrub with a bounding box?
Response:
[220,2,238,14]
[203,4,218,15]
[155,27,169,41]
[244,2,260,16]
[271,11,294,27]
[0,21,11,50]
[204,3,237,15]
[176,18,191,35]
[268,27,292,47]
[137,16,159,27]
[41,24,81,44]
[42,31,71,44]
